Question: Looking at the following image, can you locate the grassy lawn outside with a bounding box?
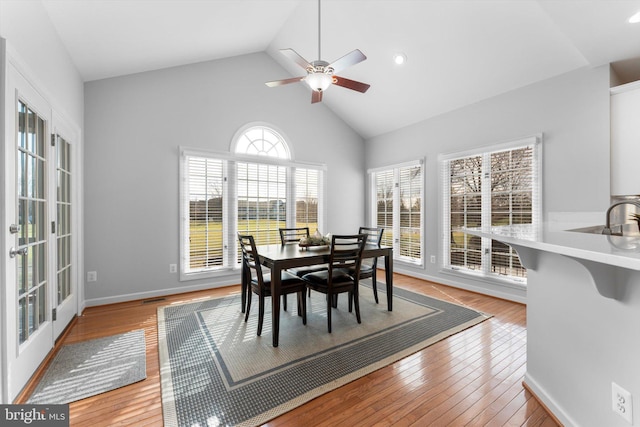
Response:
[189,220,318,269]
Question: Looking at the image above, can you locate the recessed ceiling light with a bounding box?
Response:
[629,11,640,23]
[393,53,407,65]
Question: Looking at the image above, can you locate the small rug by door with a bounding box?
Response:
[28,330,147,404]
[158,286,490,427]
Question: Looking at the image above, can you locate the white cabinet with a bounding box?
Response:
[611,80,640,196]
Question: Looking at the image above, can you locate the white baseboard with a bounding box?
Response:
[391,266,528,304]
[83,277,240,307]
[524,372,578,427]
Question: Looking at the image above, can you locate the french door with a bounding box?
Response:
[3,64,77,402]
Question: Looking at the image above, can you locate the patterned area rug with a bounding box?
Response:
[28,330,146,404]
[158,286,490,427]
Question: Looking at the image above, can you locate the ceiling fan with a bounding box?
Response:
[265,0,370,104]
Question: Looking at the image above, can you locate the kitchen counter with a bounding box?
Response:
[465,223,640,299]
[465,222,640,427]
[466,223,640,270]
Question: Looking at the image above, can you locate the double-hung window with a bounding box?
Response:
[440,136,541,283]
[369,160,423,265]
[180,125,325,280]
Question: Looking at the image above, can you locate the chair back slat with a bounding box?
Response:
[238,234,264,284]
[279,227,310,245]
[358,226,384,246]
[329,234,367,276]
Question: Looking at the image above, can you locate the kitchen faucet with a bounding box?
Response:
[602,200,640,235]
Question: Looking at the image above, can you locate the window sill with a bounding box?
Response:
[440,266,527,291]
[180,266,238,282]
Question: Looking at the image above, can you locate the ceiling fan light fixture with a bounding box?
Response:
[305,72,333,91]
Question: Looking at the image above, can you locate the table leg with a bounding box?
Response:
[385,254,393,311]
[271,264,282,347]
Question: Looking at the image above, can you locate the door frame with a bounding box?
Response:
[1,45,83,403]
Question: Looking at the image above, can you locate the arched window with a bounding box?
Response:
[234,125,291,159]
[179,124,325,280]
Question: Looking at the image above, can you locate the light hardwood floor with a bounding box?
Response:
[18,274,559,426]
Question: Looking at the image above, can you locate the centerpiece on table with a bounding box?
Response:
[299,230,331,249]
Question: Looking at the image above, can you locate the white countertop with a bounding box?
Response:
[464,223,640,271]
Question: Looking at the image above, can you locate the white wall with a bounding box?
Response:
[365,65,611,302]
[0,1,83,123]
[83,52,365,305]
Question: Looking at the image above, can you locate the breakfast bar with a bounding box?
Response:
[465,223,640,426]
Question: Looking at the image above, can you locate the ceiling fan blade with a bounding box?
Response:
[311,90,323,104]
[280,48,313,71]
[332,76,371,93]
[265,76,305,87]
[327,49,366,74]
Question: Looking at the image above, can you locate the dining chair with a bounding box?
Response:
[238,234,307,336]
[351,226,384,303]
[279,227,311,244]
[279,227,329,296]
[301,234,367,333]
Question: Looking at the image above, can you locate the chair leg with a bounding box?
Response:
[283,294,288,311]
[244,293,252,322]
[257,296,265,336]
[241,264,250,313]
[353,286,361,324]
[348,291,353,312]
[372,269,379,304]
[298,291,307,325]
[326,292,333,333]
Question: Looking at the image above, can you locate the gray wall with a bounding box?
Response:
[84,52,365,305]
[365,65,611,301]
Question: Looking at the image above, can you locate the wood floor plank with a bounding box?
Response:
[18,274,558,426]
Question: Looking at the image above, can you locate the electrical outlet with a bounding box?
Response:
[87,271,97,282]
[612,382,633,424]
[169,264,177,273]
[430,255,436,264]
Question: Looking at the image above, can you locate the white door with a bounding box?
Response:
[3,63,77,401]
[52,132,77,337]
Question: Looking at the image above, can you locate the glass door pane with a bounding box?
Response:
[56,136,72,303]
[17,100,48,344]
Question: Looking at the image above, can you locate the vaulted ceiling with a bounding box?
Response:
[40,0,640,139]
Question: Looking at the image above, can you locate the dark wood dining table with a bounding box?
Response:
[251,243,394,347]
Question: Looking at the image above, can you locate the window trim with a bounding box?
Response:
[229,122,294,160]
[439,134,542,284]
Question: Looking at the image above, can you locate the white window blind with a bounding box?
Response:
[399,165,422,261]
[370,160,423,264]
[236,162,287,246]
[295,168,321,233]
[441,136,541,282]
[181,155,228,275]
